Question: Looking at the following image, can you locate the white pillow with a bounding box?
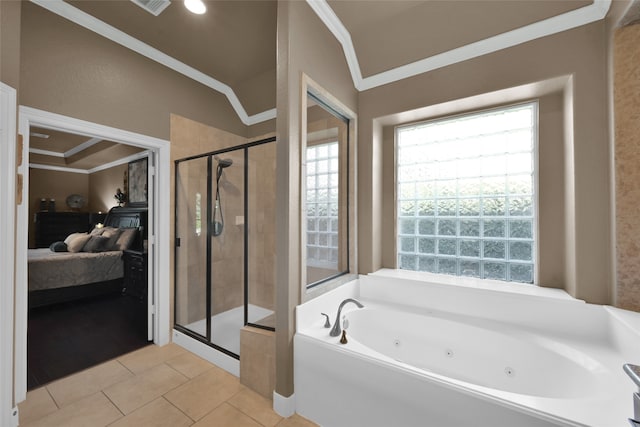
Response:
[67,233,92,252]
[114,228,137,250]
[64,232,87,246]
[90,227,105,236]
[101,227,123,250]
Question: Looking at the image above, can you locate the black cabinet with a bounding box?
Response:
[123,250,147,301]
[34,212,91,248]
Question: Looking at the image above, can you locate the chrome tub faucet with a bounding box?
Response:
[329,298,364,337]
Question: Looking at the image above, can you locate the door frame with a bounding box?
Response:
[14,107,171,403]
[1,82,18,426]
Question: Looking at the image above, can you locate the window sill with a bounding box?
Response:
[371,268,577,302]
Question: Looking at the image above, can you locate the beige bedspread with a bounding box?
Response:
[28,249,124,291]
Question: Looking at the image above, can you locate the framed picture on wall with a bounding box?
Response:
[128,157,148,207]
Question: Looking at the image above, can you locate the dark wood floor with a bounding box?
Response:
[27,292,151,390]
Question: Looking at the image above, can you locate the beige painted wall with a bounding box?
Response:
[19,2,247,140]
[275,0,357,397]
[614,23,640,311]
[359,21,612,305]
[28,163,129,248]
[0,0,21,89]
[28,168,89,248]
[88,164,127,213]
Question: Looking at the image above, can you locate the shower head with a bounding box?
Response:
[215,156,233,168]
[215,156,233,182]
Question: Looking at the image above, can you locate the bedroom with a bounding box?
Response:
[26,126,152,389]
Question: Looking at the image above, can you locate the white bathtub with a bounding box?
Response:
[294,270,640,427]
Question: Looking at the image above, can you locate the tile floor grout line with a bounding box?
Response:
[160,395,196,424]
[159,362,191,393]
[227,399,276,427]
[44,385,62,410]
[101,390,127,419]
[116,358,137,376]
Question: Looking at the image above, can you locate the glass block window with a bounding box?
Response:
[396,103,537,283]
[306,141,340,268]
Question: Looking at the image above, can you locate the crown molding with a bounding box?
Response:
[29,163,89,174]
[64,137,102,157]
[29,148,64,158]
[29,137,103,159]
[30,0,276,126]
[29,150,149,175]
[306,0,612,91]
[88,150,149,174]
[31,0,611,118]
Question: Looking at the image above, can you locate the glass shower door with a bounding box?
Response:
[209,152,245,356]
[174,138,276,360]
[175,157,209,340]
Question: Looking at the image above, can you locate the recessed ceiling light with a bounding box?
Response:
[184,0,206,14]
[30,132,50,139]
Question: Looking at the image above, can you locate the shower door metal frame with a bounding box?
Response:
[174,136,276,359]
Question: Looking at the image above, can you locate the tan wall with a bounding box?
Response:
[88,164,127,213]
[28,163,129,248]
[275,0,358,397]
[359,21,612,305]
[614,23,640,310]
[28,169,89,248]
[19,1,247,141]
[0,0,21,88]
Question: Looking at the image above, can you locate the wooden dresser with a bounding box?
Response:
[34,212,91,248]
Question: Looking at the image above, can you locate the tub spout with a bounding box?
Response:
[330,298,364,337]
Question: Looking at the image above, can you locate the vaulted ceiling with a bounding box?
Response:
[28,0,621,169]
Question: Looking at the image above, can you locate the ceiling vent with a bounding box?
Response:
[130,0,171,16]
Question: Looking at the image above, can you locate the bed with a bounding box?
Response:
[28,206,147,308]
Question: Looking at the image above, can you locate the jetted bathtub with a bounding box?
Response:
[294,270,640,427]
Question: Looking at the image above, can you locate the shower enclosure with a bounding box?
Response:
[174,137,276,358]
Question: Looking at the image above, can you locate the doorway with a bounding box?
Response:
[14,107,171,403]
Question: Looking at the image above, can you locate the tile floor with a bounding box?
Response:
[18,343,318,427]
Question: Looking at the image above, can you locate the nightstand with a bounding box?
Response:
[123,250,147,301]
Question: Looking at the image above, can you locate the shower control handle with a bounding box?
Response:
[320,313,331,328]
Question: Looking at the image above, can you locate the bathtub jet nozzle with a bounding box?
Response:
[329,298,364,337]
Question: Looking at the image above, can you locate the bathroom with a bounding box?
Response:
[3,0,640,426]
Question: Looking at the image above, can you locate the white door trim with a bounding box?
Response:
[0,83,19,426]
[15,107,171,403]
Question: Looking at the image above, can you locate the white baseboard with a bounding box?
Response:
[273,391,296,417]
[8,406,18,427]
[172,329,239,377]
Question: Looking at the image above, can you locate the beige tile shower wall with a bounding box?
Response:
[211,150,245,316]
[240,326,275,398]
[171,114,246,326]
[247,143,277,313]
[614,23,640,311]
